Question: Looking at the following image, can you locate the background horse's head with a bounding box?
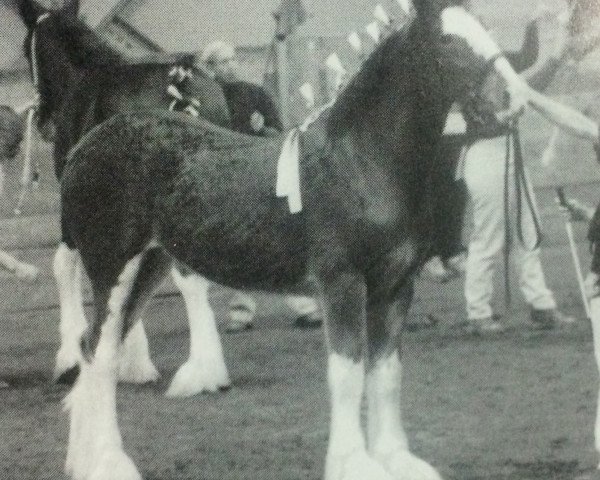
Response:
[17,0,102,137]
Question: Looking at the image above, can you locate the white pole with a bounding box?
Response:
[275,39,291,128]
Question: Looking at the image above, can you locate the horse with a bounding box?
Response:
[18,0,236,396]
[54,1,563,478]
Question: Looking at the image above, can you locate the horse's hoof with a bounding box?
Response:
[54,365,80,385]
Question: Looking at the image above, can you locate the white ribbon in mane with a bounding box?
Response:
[276,101,333,214]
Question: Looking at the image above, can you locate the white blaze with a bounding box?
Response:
[441,7,502,60]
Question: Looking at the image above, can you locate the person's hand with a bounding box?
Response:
[556,197,594,222]
[250,111,265,133]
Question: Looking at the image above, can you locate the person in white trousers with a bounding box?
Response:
[461,5,575,333]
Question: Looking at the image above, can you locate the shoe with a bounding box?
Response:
[226,304,255,333]
[445,252,467,275]
[422,256,456,283]
[466,316,506,336]
[529,308,576,330]
[294,312,323,329]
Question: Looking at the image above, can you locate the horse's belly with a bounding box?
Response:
[157,198,310,291]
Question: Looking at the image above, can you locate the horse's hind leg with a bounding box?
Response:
[319,270,393,480]
[66,248,170,480]
[166,265,230,397]
[53,242,159,385]
[53,242,87,383]
[366,281,441,480]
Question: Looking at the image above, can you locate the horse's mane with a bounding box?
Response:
[326,19,424,137]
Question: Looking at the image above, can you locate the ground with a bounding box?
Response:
[1,295,600,480]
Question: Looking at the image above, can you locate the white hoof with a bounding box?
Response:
[374,449,442,480]
[118,356,160,384]
[326,450,394,480]
[165,359,230,397]
[88,449,142,480]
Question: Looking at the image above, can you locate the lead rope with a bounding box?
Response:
[14,13,49,216]
[502,120,544,308]
[503,128,512,307]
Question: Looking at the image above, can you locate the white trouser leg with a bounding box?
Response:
[166,268,230,397]
[325,354,392,480]
[463,141,506,320]
[53,244,87,379]
[65,256,143,480]
[367,353,441,480]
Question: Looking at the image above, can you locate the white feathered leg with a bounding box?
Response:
[589,293,600,469]
[65,256,144,480]
[53,244,87,381]
[367,352,442,480]
[325,353,393,480]
[166,267,230,397]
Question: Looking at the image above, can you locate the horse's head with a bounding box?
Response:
[18,0,80,136]
[415,0,527,112]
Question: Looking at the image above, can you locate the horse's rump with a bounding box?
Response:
[62,111,311,290]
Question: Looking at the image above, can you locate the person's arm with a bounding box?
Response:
[255,88,283,132]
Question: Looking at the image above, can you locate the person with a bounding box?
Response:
[423,4,544,284]
[200,40,322,332]
[459,5,576,334]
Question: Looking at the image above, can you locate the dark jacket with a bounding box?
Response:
[221,81,283,136]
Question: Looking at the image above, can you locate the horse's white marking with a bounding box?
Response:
[367,352,407,452]
[118,321,160,383]
[65,255,144,480]
[325,354,394,480]
[367,353,442,480]
[590,296,600,465]
[53,244,86,379]
[166,268,230,397]
[441,7,502,60]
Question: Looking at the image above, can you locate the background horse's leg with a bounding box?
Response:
[53,243,86,383]
[589,292,600,469]
[365,281,442,480]
[319,270,393,480]
[118,320,159,384]
[67,247,171,479]
[166,266,230,397]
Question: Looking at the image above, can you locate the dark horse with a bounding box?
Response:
[57,0,573,478]
[18,0,235,394]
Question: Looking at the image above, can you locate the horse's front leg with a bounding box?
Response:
[166,266,230,397]
[366,281,442,480]
[320,270,393,480]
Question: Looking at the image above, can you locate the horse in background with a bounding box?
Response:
[18,0,234,396]
[56,1,548,478]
